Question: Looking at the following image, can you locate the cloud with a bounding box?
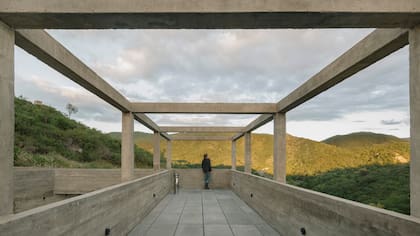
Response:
[381,119,403,125]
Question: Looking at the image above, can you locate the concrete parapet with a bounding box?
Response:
[0,170,171,236]
[231,170,420,236]
[173,169,231,189]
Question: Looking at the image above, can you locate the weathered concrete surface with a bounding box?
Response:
[15,30,131,112]
[133,113,171,140]
[13,168,55,213]
[173,169,231,189]
[54,168,155,194]
[273,113,286,183]
[132,102,276,114]
[1,0,420,29]
[232,114,273,141]
[121,112,134,182]
[231,170,420,236]
[244,132,252,173]
[276,29,409,113]
[410,26,420,218]
[0,21,14,216]
[170,135,232,141]
[166,141,172,169]
[160,126,243,133]
[0,170,171,236]
[153,131,161,171]
[231,141,237,170]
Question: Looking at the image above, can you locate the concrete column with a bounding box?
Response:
[0,22,14,216]
[121,112,134,182]
[153,131,160,171]
[244,132,252,173]
[410,26,420,218]
[273,113,287,183]
[166,140,172,169]
[231,140,237,170]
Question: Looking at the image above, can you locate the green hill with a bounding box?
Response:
[116,131,409,176]
[14,97,153,168]
[322,132,403,149]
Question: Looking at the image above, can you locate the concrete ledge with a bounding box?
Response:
[174,169,231,189]
[0,170,171,236]
[54,168,156,194]
[231,170,420,236]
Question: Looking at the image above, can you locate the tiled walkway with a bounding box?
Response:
[128,190,280,236]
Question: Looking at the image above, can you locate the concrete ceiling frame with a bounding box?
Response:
[1,0,420,220]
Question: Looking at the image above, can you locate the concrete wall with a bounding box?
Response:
[0,170,171,236]
[13,168,56,213]
[174,169,231,189]
[231,170,420,236]
[54,168,155,194]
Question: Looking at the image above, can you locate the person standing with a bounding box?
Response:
[201,153,212,189]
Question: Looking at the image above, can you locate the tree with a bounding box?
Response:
[66,103,78,118]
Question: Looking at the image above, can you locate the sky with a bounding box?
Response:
[14,29,410,141]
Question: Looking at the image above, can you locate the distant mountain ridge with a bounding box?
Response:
[108,130,410,176]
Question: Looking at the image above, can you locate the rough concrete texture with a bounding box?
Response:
[0,170,171,236]
[231,141,236,170]
[173,169,231,189]
[273,113,286,183]
[244,132,252,173]
[1,0,420,29]
[231,170,420,236]
[131,102,276,114]
[54,168,155,194]
[13,168,55,213]
[410,26,420,218]
[233,114,273,141]
[153,131,161,171]
[121,112,134,182]
[0,21,14,216]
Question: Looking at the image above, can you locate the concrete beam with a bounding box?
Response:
[410,26,420,218]
[160,126,243,133]
[153,131,160,171]
[276,29,409,113]
[1,1,420,29]
[132,102,276,114]
[232,114,273,141]
[170,136,232,141]
[0,21,14,216]
[244,132,252,173]
[121,112,134,182]
[273,113,286,183]
[133,113,170,141]
[15,30,131,112]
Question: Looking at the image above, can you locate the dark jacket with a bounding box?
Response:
[202,158,212,173]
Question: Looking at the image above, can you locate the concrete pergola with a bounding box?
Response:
[1,0,420,224]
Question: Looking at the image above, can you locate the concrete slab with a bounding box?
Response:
[130,190,280,236]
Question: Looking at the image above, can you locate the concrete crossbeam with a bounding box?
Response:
[0,21,14,216]
[170,136,232,141]
[15,30,132,112]
[276,29,409,113]
[1,0,420,29]
[133,113,170,141]
[410,26,420,218]
[121,112,134,182]
[160,126,243,133]
[132,102,276,114]
[232,114,273,141]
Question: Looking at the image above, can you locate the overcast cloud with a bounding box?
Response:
[14,29,410,141]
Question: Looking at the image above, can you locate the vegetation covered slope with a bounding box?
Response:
[323,132,403,149]
[125,131,409,176]
[14,97,153,168]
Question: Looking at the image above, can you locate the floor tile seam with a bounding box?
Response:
[141,194,173,235]
[172,194,188,236]
[216,195,235,235]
